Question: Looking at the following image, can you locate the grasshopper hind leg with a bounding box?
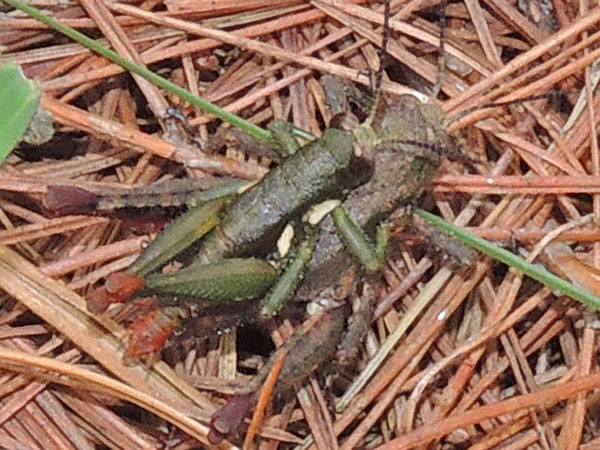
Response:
[85,199,226,313]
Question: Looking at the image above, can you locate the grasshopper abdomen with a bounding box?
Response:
[193,127,373,264]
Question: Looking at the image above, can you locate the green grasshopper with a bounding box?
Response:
[80,0,451,441]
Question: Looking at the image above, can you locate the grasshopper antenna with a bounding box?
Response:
[364,0,391,127]
[430,0,447,99]
[447,89,568,126]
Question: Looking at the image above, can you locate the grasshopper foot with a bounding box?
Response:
[208,392,255,444]
[124,309,175,363]
[86,272,146,313]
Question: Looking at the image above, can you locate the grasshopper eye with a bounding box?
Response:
[329,112,359,131]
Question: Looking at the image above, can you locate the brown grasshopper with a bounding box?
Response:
[207,83,452,443]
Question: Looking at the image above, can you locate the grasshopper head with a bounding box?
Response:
[375,95,449,165]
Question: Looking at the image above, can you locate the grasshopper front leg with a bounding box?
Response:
[260,238,315,317]
[332,205,389,273]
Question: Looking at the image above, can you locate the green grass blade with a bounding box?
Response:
[0,62,41,162]
[415,208,600,311]
[1,0,276,145]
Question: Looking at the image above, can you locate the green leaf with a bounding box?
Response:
[0,62,41,162]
